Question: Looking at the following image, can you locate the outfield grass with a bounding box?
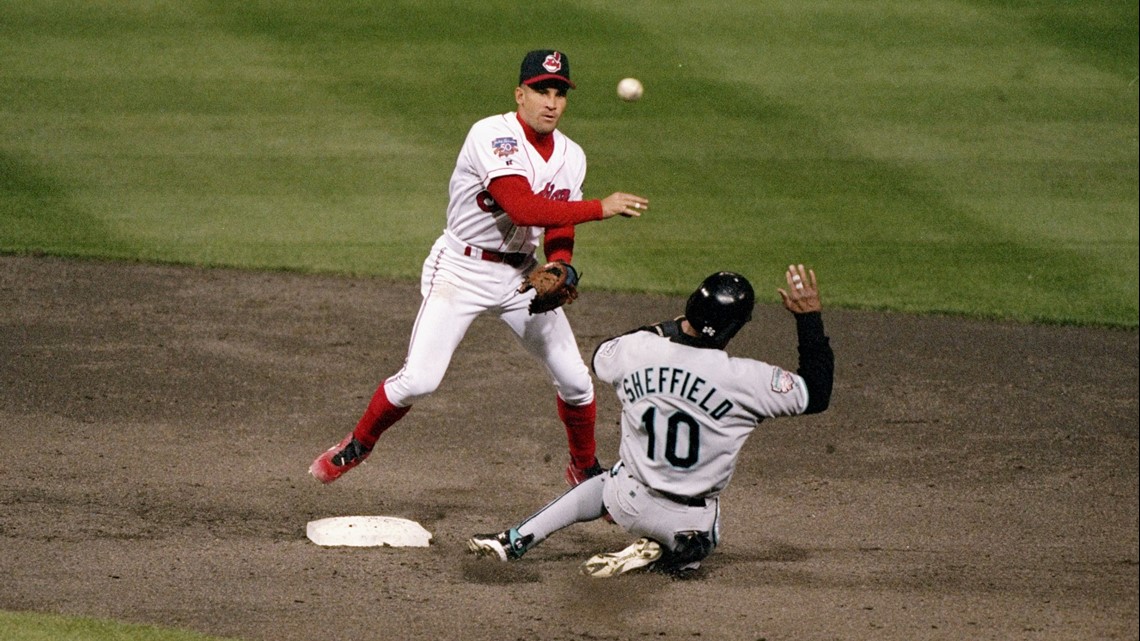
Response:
[0,610,237,641]
[1,1,1136,328]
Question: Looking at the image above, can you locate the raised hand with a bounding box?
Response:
[777,264,821,314]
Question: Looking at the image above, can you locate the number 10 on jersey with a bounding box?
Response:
[640,407,700,468]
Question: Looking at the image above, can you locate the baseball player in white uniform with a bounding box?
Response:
[467,266,835,577]
[310,50,649,487]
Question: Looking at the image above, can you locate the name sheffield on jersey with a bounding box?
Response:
[620,366,734,420]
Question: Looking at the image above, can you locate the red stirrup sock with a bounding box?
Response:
[352,384,411,449]
[557,396,597,469]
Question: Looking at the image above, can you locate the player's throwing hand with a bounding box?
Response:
[600,192,649,218]
[778,264,821,314]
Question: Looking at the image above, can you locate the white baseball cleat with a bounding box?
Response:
[580,537,662,578]
[467,528,533,561]
[467,533,511,562]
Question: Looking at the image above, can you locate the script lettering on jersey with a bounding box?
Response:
[537,182,571,202]
[474,182,569,214]
[621,367,734,420]
[475,190,501,214]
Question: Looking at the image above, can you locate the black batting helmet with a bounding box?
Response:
[685,272,755,348]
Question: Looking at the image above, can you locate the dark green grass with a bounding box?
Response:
[1,0,1136,328]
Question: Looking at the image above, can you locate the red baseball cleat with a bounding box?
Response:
[565,457,604,487]
[309,433,372,484]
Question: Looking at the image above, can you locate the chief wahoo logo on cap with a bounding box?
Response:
[542,52,564,73]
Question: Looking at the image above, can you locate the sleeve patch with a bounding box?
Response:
[770,368,796,394]
[492,137,519,158]
[597,337,620,359]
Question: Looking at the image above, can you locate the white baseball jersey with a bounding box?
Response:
[445,112,587,254]
[593,331,810,500]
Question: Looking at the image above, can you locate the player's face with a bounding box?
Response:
[515,83,568,135]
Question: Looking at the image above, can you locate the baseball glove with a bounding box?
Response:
[518,261,580,314]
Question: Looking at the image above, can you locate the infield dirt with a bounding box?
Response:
[1,255,1136,641]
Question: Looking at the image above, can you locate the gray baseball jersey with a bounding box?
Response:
[593,330,810,499]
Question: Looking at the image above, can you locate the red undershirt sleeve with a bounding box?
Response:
[487,175,604,228]
[488,175,603,264]
[542,225,575,264]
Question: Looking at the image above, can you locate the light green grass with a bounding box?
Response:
[1,1,1136,328]
[0,610,238,641]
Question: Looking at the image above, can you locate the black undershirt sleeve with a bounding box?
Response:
[639,317,683,338]
[794,312,834,415]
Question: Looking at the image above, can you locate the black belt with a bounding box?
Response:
[463,246,530,268]
[649,488,707,508]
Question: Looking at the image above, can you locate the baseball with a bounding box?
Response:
[617,77,643,102]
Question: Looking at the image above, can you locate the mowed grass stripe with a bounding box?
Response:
[1,1,1136,326]
[568,1,1136,322]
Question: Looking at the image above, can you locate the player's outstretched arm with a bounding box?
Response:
[488,177,645,225]
[599,192,649,218]
[777,264,833,415]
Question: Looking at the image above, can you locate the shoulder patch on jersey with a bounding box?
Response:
[492,137,519,158]
[597,337,621,359]
[770,367,796,394]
